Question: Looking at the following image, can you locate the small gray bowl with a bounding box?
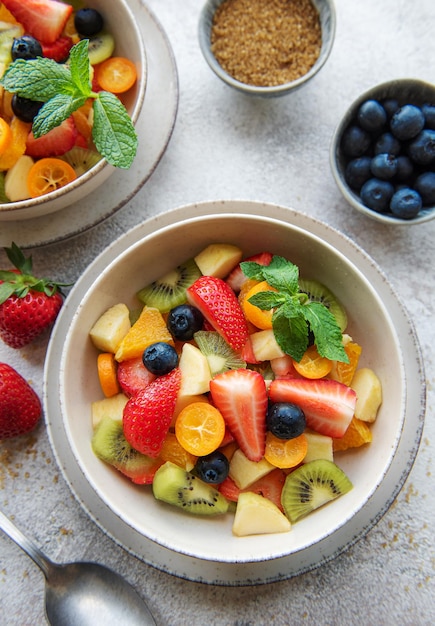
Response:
[330,78,435,225]
[198,0,336,97]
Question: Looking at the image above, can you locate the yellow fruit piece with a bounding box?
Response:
[333,417,372,451]
[90,303,131,353]
[115,306,174,362]
[329,341,362,386]
[242,280,277,330]
[232,491,291,536]
[0,117,31,171]
[159,432,197,471]
[175,402,225,456]
[229,448,274,489]
[264,432,308,469]
[194,243,243,278]
[293,344,333,379]
[91,393,128,429]
[351,367,382,422]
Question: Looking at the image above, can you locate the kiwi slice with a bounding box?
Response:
[91,417,159,484]
[137,258,202,313]
[298,278,348,331]
[193,330,246,376]
[152,461,229,515]
[87,31,115,65]
[281,459,353,523]
[61,147,102,176]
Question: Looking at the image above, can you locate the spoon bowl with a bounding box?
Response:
[0,510,156,626]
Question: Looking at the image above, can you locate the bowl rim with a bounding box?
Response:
[0,0,147,215]
[330,77,435,225]
[43,200,426,584]
[198,0,337,96]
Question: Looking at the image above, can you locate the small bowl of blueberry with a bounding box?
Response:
[330,79,435,224]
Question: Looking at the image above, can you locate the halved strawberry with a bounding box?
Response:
[226,251,273,292]
[26,116,77,158]
[209,369,268,462]
[41,35,73,62]
[269,378,356,438]
[123,368,181,457]
[186,276,249,351]
[2,0,73,44]
[117,356,156,397]
[219,468,286,511]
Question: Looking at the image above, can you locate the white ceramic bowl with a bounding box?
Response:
[330,79,435,225]
[0,0,146,222]
[45,201,425,585]
[198,0,336,97]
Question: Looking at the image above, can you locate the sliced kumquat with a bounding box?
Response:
[241,280,277,330]
[159,432,198,470]
[293,344,333,379]
[27,157,77,197]
[95,56,137,94]
[333,416,372,452]
[115,306,174,362]
[0,117,31,171]
[97,352,120,398]
[329,341,362,386]
[0,117,12,156]
[175,402,226,456]
[264,432,308,469]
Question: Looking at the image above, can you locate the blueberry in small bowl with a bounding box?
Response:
[330,79,435,224]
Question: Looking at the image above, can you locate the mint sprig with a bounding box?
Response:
[0,40,138,169]
[241,256,349,363]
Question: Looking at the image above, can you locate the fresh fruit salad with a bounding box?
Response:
[0,0,138,203]
[89,244,383,537]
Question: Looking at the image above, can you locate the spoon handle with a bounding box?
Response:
[0,510,52,578]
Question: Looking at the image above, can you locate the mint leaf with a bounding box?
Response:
[262,256,300,293]
[32,94,87,137]
[68,39,92,95]
[247,291,286,310]
[240,260,271,281]
[302,302,348,362]
[0,57,72,101]
[92,91,138,168]
[272,307,309,362]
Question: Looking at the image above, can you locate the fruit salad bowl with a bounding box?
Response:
[0,0,146,221]
[45,201,425,585]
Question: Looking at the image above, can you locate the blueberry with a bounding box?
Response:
[360,178,394,213]
[341,124,371,158]
[195,451,229,484]
[142,342,178,375]
[381,98,400,118]
[422,103,435,129]
[408,129,435,164]
[395,155,414,182]
[11,95,43,123]
[11,35,43,61]
[266,402,306,440]
[344,156,372,190]
[414,171,435,205]
[357,99,387,133]
[390,187,422,219]
[74,8,104,37]
[370,153,398,179]
[374,132,401,156]
[390,104,425,140]
[167,304,204,341]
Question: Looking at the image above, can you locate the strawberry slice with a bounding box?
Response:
[186,275,249,351]
[209,369,268,462]
[226,251,273,292]
[269,378,356,438]
[26,116,77,157]
[2,0,73,44]
[219,468,286,511]
[123,368,181,457]
[41,35,73,62]
[117,356,156,397]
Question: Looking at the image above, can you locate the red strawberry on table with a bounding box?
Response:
[0,363,41,439]
[1,0,73,44]
[186,275,249,351]
[269,378,356,438]
[26,116,77,158]
[0,242,67,348]
[123,368,181,457]
[209,369,268,462]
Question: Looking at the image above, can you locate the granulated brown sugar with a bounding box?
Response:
[210,0,322,87]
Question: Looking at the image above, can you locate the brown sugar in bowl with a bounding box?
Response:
[198,0,336,96]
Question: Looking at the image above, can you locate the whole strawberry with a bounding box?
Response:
[0,363,41,439]
[0,242,68,348]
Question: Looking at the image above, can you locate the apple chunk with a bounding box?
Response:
[232,492,291,536]
[194,243,243,278]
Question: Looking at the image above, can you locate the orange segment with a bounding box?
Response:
[264,432,308,468]
[95,57,137,94]
[293,344,333,379]
[159,432,198,470]
[241,280,277,330]
[115,306,174,362]
[0,117,31,171]
[175,402,225,456]
[27,157,77,197]
[329,341,362,386]
[97,352,120,398]
[333,417,372,451]
[0,117,12,155]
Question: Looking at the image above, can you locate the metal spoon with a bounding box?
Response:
[0,510,157,626]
